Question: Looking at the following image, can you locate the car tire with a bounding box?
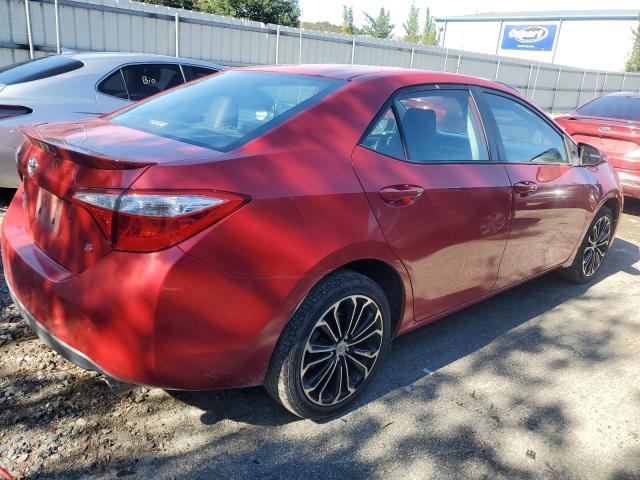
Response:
[264,270,392,419]
[559,206,613,284]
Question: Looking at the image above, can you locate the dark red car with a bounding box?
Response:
[556,92,640,199]
[2,65,622,418]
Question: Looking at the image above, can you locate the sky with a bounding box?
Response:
[299,0,640,33]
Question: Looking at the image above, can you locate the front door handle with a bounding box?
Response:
[379,184,424,206]
[513,181,538,197]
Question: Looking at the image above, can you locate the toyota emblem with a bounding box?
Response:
[27,156,38,177]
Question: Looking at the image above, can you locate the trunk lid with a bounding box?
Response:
[558,115,640,171]
[17,118,216,273]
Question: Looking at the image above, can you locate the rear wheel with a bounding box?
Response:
[265,270,391,418]
[560,206,613,283]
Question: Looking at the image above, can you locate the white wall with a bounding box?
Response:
[440,19,638,72]
[443,21,502,54]
[553,20,637,72]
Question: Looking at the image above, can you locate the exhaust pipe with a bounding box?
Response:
[103,376,136,394]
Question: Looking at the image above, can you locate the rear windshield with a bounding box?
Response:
[111,71,346,152]
[577,95,640,122]
[0,56,84,86]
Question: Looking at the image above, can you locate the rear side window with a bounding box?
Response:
[485,93,568,164]
[361,107,404,159]
[0,56,83,86]
[97,70,128,99]
[121,64,184,101]
[182,65,218,82]
[111,71,346,152]
[577,95,640,122]
[395,89,489,163]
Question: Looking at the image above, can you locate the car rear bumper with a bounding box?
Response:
[2,188,309,390]
[616,168,640,199]
[7,281,133,389]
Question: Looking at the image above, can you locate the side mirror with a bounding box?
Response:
[579,143,606,166]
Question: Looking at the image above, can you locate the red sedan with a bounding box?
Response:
[2,65,622,418]
[556,92,640,199]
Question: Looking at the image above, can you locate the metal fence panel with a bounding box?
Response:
[411,50,445,71]
[301,35,350,64]
[1,0,639,113]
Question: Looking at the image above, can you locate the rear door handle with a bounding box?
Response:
[513,181,538,197]
[379,184,424,206]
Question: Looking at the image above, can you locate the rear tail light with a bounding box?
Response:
[0,105,32,119]
[72,189,249,252]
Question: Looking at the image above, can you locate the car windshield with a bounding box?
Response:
[0,55,84,86]
[111,71,346,152]
[577,95,640,122]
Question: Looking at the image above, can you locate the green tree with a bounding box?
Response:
[302,20,341,33]
[362,7,394,39]
[197,0,232,14]
[341,5,357,35]
[198,0,301,26]
[403,4,420,42]
[626,15,640,72]
[140,0,196,10]
[420,7,439,45]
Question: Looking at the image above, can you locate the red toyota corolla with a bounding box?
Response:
[556,92,640,199]
[1,65,622,418]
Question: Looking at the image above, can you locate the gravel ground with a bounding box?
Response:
[1,191,640,480]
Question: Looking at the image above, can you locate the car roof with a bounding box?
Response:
[237,64,515,92]
[602,91,640,98]
[63,52,223,70]
[239,64,407,80]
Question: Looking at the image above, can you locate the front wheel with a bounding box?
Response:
[560,206,613,283]
[265,270,391,419]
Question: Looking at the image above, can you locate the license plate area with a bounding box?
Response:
[24,180,114,274]
[34,186,65,234]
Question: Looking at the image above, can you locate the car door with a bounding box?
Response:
[352,85,513,322]
[474,88,591,290]
[96,63,185,113]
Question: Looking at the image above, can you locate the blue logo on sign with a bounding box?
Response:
[501,24,557,51]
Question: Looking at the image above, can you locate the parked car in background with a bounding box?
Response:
[0,53,222,188]
[2,65,621,419]
[556,92,640,199]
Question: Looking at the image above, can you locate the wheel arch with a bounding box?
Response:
[562,191,622,269]
[277,254,413,352]
[339,258,407,337]
[602,196,621,231]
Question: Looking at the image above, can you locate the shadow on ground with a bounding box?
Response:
[624,197,640,217]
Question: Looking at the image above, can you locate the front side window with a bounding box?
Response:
[395,89,489,163]
[111,71,346,152]
[120,64,184,101]
[485,93,568,164]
